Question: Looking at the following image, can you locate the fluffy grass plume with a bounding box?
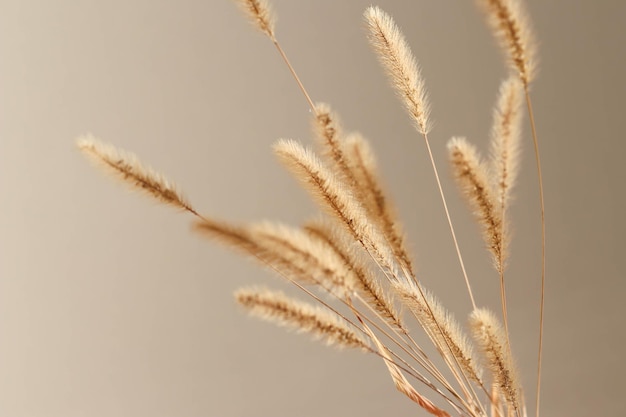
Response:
[312,106,415,278]
[194,219,345,294]
[343,133,414,277]
[304,219,405,332]
[236,287,370,350]
[250,221,357,297]
[490,76,524,219]
[313,103,355,184]
[365,6,430,135]
[476,0,537,86]
[470,308,520,412]
[77,135,194,213]
[448,137,504,272]
[233,0,276,39]
[273,139,397,277]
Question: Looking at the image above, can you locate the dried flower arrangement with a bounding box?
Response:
[77,1,546,416]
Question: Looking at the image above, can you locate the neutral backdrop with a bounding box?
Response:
[1,1,624,416]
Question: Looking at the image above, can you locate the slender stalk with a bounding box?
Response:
[423,134,477,310]
[272,39,316,113]
[499,213,513,371]
[524,88,544,417]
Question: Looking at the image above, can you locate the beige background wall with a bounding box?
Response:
[1,1,624,416]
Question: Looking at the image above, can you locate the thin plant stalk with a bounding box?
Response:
[271,40,316,112]
[524,88,545,417]
[423,133,477,310]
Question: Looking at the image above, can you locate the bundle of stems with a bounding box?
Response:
[78,1,546,416]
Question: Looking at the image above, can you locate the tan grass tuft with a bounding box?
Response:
[233,0,276,39]
[194,218,312,283]
[312,103,355,184]
[394,281,483,384]
[344,133,414,277]
[194,218,257,253]
[250,221,357,297]
[469,308,520,411]
[364,6,430,135]
[236,287,370,350]
[77,135,194,213]
[193,218,273,261]
[304,219,404,332]
[489,76,524,213]
[311,112,415,279]
[194,219,340,293]
[273,139,397,276]
[448,137,504,272]
[476,0,537,86]
[195,218,357,297]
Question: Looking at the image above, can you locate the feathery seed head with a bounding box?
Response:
[236,287,370,350]
[365,6,431,135]
[477,0,537,86]
[77,134,192,212]
[448,137,504,272]
[233,0,276,39]
[469,308,520,411]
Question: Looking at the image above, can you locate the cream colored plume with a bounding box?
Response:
[235,287,370,350]
[77,135,194,213]
[194,219,351,296]
[304,219,404,332]
[448,137,504,272]
[249,221,357,297]
[489,76,524,212]
[273,139,397,278]
[233,0,276,39]
[364,6,430,135]
[343,133,414,277]
[476,0,537,86]
[469,308,520,412]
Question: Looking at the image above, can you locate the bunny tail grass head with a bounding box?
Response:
[469,308,520,412]
[448,137,504,273]
[476,0,537,86]
[249,221,357,298]
[76,135,194,213]
[343,133,415,277]
[235,287,370,350]
[233,0,276,40]
[490,76,524,211]
[304,219,405,333]
[273,139,397,276]
[365,6,431,135]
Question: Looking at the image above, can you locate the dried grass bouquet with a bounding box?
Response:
[78,1,546,416]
